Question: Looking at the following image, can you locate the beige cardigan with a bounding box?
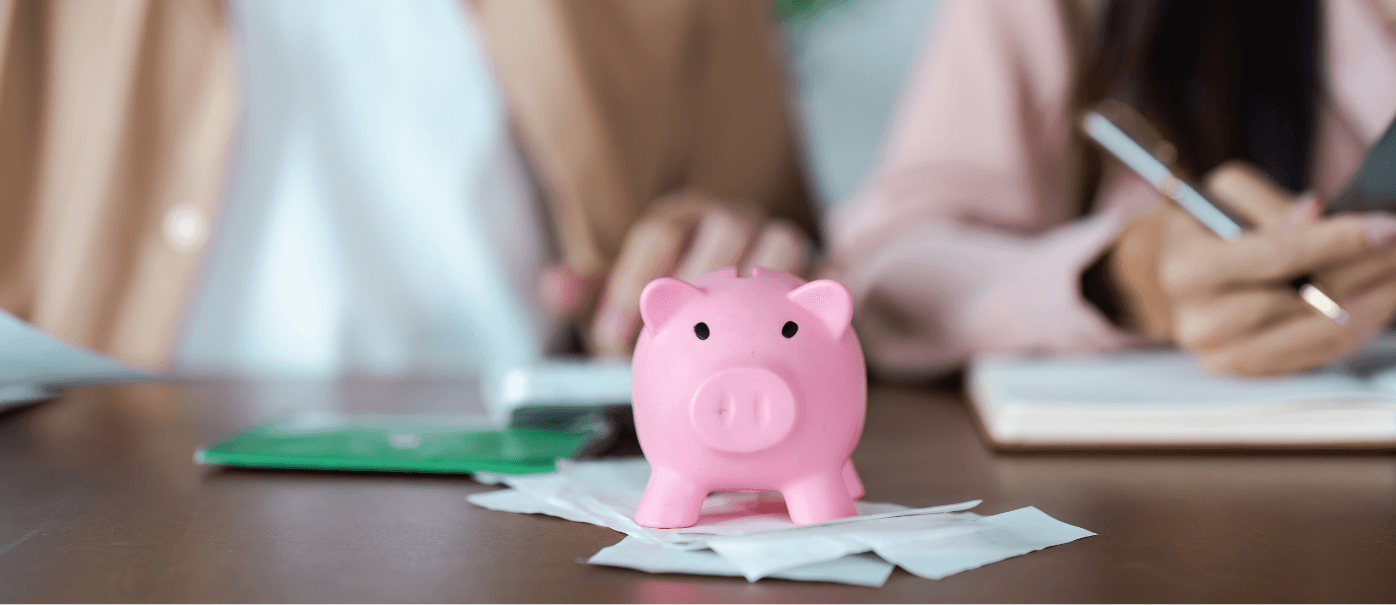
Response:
[0,0,813,368]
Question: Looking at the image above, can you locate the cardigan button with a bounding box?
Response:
[163,204,208,253]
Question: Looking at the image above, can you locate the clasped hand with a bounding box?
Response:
[538,190,811,358]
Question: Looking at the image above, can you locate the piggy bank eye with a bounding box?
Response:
[782,321,798,338]
[694,322,710,340]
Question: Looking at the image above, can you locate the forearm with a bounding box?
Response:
[837,209,1151,378]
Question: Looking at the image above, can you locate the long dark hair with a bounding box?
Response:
[1070,0,1321,212]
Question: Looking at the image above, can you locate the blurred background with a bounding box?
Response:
[0,0,941,380]
[781,0,940,209]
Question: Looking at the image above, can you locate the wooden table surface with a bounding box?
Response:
[1,378,1394,603]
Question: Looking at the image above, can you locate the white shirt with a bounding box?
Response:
[176,0,556,377]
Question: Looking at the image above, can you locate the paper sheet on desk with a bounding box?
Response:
[0,308,145,408]
[469,459,1095,586]
[589,537,896,587]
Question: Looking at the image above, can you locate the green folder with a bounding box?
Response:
[197,412,603,475]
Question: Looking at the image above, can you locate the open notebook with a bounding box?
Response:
[968,337,1396,449]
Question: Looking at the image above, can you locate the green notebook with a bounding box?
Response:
[197,412,603,475]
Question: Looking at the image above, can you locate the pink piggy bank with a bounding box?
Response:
[631,266,866,528]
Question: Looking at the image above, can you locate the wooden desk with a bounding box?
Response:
[1,379,1393,602]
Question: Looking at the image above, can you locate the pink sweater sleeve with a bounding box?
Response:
[829,0,1151,378]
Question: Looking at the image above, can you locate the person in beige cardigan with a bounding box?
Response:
[0,0,817,369]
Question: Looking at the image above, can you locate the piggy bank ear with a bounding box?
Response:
[787,280,854,339]
[640,277,705,335]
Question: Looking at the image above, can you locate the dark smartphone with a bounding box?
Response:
[1327,118,1396,214]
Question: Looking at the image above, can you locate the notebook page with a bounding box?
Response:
[979,349,1385,408]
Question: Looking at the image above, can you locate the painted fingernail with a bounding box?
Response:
[1364,216,1396,248]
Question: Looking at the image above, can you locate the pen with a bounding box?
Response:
[1080,105,1350,325]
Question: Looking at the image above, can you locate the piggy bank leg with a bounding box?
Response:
[781,469,858,525]
[635,468,707,529]
[842,459,865,500]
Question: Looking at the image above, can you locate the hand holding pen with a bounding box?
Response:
[1083,103,1396,376]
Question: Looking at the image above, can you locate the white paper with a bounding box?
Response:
[869,507,1096,580]
[706,512,989,581]
[978,349,1385,407]
[0,384,54,410]
[467,458,976,549]
[467,486,603,525]
[0,308,146,410]
[589,537,895,587]
[469,458,1096,586]
[706,506,1095,582]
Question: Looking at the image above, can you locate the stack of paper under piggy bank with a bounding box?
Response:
[470,459,1094,587]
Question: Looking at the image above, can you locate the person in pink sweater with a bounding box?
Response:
[832,0,1396,378]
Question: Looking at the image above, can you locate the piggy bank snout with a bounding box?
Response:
[688,367,797,454]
